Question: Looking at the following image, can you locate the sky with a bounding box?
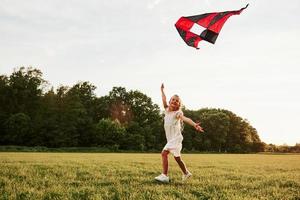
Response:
[0,0,299,145]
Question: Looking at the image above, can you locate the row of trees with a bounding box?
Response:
[264,143,300,153]
[0,67,268,152]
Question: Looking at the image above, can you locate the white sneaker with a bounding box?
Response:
[155,174,170,183]
[182,171,192,182]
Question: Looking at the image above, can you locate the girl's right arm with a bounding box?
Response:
[161,83,168,109]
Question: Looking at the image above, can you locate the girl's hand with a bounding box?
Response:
[194,123,204,132]
[161,83,168,109]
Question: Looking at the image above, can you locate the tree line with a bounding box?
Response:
[1,67,295,153]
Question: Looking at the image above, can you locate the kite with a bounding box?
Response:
[175,4,249,49]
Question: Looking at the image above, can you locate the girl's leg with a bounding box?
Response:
[174,156,188,174]
[161,150,169,175]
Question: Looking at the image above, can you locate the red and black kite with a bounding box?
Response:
[175,4,249,49]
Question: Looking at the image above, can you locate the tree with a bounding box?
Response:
[95,118,126,150]
[4,113,31,145]
[103,87,163,150]
[107,87,132,124]
[32,88,60,147]
[67,82,98,121]
[127,90,161,126]
[200,110,230,152]
[123,121,145,150]
[0,67,45,146]
[184,108,264,153]
[33,85,92,147]
[105,87,161,126]
[5,67,46,116]
[181,109,204,151]
[0,75,10,144]
[65,82,98,146]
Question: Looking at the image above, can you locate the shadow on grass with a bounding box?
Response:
[141,179,191,187]
[190,190,211,200]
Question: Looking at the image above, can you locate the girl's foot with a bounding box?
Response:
[155,174,170,183]
[182,171,192,182]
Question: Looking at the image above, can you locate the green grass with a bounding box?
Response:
[0,153,299,200]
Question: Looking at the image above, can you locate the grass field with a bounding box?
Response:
[0,153,299,200]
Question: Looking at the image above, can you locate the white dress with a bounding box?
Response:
[163,109,183,157]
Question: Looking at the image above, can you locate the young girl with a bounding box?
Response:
[155,83,204,183]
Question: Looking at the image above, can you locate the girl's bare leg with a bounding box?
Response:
[174,156,188,174]
[161,150,169,175]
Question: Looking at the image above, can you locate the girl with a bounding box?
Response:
[155,83,204,183]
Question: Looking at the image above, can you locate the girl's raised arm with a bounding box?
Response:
[161,83,168,109]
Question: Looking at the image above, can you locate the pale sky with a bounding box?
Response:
[0,0,299,145]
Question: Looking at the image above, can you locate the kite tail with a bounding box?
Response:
[236,4,249,14]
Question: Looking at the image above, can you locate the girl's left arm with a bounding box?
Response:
[161,83,168,109]
[181,115,204,132]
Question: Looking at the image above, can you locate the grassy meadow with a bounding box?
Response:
[0,153,299,200]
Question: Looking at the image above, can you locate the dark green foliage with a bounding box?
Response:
[1,67,45,116]
[3,113,31,145]
[123,122,145,150]
[183,108,265,152]
[0,67,268,152]
[95,118,126,149]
